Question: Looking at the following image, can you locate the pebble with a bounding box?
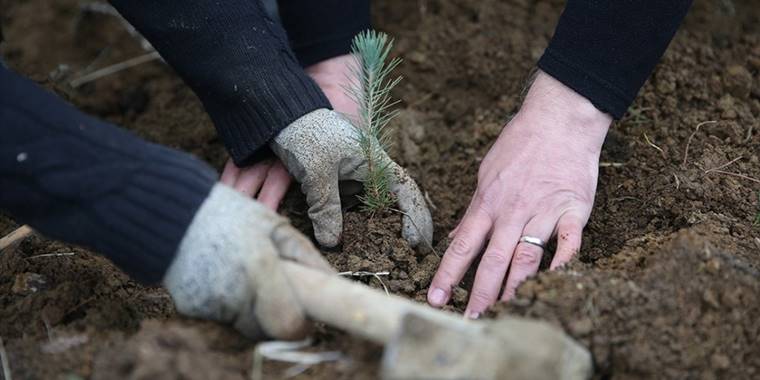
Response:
[724,65,752,100]
[569,317,594,336]
[12,272,48,295]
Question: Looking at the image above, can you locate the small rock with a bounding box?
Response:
[718,95,737,119]
[12,272,48,295]
[451,286,468,305]
[569,317,594,336]
[724,65,752,100]
[702,289,721,309]
[710,353,730,369]
[704,258,721,273]
[406,51,427,65]
[656,76,676,94]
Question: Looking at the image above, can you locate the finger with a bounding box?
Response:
[464,219,524,317]
[272,223,335,274]
[302,169,344,247]
[241,243,311,340]
[234,161,273,197]
[501,215,555,301]
[257,160,293,210]
[388,160,433,248]
[448,223,461,239]
[220,159,240,186]
[427,200,492,308]
[550,213,584,270]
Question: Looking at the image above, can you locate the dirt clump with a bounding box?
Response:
[91,320,248,380]
[494,228,760,379]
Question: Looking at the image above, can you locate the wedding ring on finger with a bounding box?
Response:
[519,235,546,250]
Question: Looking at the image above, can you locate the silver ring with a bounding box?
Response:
[519,236,546,250]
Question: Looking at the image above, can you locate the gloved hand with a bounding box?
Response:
[270,108,433,248]
[164,184,334,340]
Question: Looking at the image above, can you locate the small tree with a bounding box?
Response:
[344,31,402,212]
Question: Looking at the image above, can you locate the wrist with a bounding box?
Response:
[516,70,612,148]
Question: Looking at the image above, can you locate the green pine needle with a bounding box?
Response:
[754,192,760,226]
[344,30,403,212]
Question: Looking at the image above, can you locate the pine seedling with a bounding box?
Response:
[343,31,403,212]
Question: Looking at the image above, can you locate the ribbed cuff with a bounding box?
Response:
[89,144,216,283]
[537,49,631,119]
[200,63,331,166]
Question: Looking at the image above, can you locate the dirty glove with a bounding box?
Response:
[271,108,433,248]
[164,184,334,340]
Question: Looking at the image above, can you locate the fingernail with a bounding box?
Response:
[428,288,447,306]
[465,311,480,320]
[448,230,455,238]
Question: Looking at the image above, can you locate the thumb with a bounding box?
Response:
[388,160,433,248]
[272,222,335,273]
[243,244,311,340]
[301,169,344,247]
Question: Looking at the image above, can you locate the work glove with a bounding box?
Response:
[164,184,333,340]
[271,108,433,248]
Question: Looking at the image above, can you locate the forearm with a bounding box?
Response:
[109,0,331,165]
[538,0,693,119]
[0,66,216,283]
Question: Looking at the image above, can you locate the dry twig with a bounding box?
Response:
[0,225,33,252]
[706,170,760,184]
[704,156,742,174]
[69,51,161,88]
[252,339,344,380]
[643,133,665,159]
[424,191,438,211]
[682,120,717,167]
[338,271,391,295]
[0,336,11,380]
[27,252,77,259]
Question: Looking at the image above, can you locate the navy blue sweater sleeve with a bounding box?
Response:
[109,0,331,166]
[537,0,693,119]
[0,66,216,283]
[278,0,371,67]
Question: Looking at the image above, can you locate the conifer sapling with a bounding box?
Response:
[343,31,403,212]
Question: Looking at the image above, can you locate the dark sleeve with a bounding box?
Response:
[0,66,216,283]
[277,0,371,67]
[537,0,693,119]
[109,0,332,166]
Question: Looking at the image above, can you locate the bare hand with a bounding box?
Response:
[220,158,292,210]
[427,71,612,318]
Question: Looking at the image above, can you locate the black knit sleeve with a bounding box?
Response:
[537,0,693,119]
[0,66,216,283]
[277,0,371,67]
[109,0,332,165]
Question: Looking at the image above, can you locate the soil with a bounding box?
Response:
[1,0,759,379]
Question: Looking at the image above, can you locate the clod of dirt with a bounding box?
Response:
[723,64,753,100]
[92,320,247,380]
[392,109,428,165]
[493,229,760,379]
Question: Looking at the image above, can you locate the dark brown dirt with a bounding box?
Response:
[1,0,758,379]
